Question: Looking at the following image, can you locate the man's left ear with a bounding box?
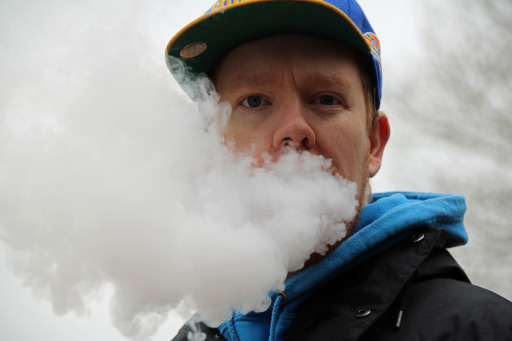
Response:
[368,112,390,178]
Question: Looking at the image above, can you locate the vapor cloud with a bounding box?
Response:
[0,1,358,339]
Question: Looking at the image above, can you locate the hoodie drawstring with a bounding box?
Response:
[225,319,240,341]
[395,269,418,328]
[269,291,287,341]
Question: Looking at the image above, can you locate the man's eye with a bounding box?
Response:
[313,95,341,105]
[241,95,267,108]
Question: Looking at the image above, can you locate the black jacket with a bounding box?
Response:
[173,227,512,340]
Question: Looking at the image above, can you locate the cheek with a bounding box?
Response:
[223,120,267,156]
[223,122,249,148]
[321,125,369,180]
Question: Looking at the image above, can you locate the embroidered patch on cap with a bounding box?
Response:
[364,32,381,62]
[180,41,208,59]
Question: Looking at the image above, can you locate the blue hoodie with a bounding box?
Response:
[218,191,468,341]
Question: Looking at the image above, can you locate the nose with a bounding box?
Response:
[272,100,316,151]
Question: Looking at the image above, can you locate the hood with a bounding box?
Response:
[280,191,467,302]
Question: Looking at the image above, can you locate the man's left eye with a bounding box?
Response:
[313,95,341,105]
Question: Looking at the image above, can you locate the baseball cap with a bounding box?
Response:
[166,0,382,109]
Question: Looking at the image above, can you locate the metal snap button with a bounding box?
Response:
[411,233,425,243]
[355,309,371,318]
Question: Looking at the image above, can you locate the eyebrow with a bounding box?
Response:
[308,72,355,89]
[224,72,282,91]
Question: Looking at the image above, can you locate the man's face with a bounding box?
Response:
[213,34,387,204]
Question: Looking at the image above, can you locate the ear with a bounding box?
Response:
[368,112,390,178]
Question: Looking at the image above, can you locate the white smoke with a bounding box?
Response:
[0,1,358,339]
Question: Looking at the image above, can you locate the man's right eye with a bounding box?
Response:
[241,95,268,108]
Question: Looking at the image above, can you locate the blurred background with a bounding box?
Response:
[373,0,512,306]
[0,0,510,340]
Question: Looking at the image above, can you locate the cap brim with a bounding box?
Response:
[166,0,371,76]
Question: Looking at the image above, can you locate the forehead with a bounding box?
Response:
[212,34,363,89]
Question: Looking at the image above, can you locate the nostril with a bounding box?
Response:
[280,138,298,154]
[280,137,312,151]
[281,137,293,147]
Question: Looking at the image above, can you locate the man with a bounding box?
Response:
[167,1,512,340]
